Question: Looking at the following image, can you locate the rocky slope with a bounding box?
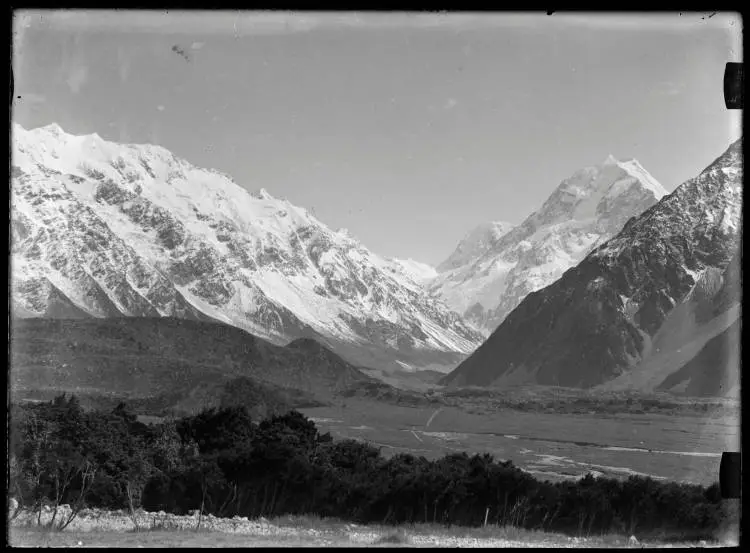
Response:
[10,123,483,373]
[441,138,742,389]
[430,156,667,333]
[599,251,741,396]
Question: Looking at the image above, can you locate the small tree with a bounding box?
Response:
[51,456,98,531]
[151,417,184,475]
[120,450,155,531]
[15,408,57,525]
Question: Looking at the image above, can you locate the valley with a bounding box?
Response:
[9,314,740,491]
[9,13,743,547]
[10,123,742,399]
[301,396,738,486]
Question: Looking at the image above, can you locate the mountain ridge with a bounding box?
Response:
[11,123,482,374]
[430,155,668,333]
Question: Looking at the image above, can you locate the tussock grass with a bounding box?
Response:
[10,510,738,549]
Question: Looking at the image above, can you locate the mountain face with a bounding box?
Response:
[655,319,740,397]
[10,123,483,373]
[430,156,667,333]
[441,139,742,389]
[599,250,741,396]
[436,221,515,273]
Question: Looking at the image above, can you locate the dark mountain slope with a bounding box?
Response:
[656,319,741,397]
[442,139,742,389]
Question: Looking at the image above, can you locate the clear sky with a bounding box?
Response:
[12,11,742,266]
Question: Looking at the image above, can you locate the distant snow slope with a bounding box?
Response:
[11,123,483,373]
[430,156,668,333]
[389,258,438,283]
[436,221,515,273]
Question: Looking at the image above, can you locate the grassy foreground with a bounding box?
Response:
[9,512,739,548]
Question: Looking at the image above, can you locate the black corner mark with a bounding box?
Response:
[724,63,743,110]
[719,452,741,499]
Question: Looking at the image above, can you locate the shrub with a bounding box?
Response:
[8,395,727,540]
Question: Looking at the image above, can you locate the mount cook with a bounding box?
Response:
[429,155,669,334]
[441,138,742,391]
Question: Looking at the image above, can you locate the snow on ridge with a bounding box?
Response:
[12,121,483,368]
[14,122,331,250]
[390,257,438,283]
[615,158,668,199]
[429,155,668,333]
[436,220,515,273]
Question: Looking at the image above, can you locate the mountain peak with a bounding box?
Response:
[12,125,483,375]
[614,158,668,199]
[250,188,274,200]
[700,136,743,188]
[547,156,666,223]
[42,122,65,136]
[442,138,742,390]
[430,156,668,332]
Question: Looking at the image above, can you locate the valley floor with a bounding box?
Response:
[300,397,739,486]
[8,511,738,548]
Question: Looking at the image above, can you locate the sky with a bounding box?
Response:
[12,11,743,266]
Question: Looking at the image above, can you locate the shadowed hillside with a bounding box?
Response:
[657,320,741,397]
[9,317,380,415]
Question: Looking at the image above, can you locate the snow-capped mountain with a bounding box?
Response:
[389,258,438,284]
[430,156,668,333]
[10,123,484,373]
[436,221,515,273]
[441,138,742,389]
